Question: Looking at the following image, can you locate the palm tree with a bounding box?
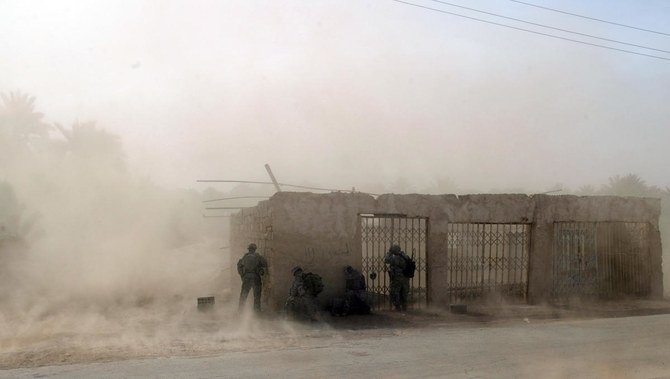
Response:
[0,91,50,141]
[56,121,126,171]
[0,92,51,167]
[602,174,650,197]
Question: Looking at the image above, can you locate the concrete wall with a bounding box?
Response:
[231,192,662,310]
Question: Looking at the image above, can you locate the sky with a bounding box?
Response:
[1,0,669,194]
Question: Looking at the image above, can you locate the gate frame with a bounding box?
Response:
[358,213,430,310]
[551,221,652,300]
[444,222,532,304]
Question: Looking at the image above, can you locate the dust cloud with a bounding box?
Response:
[1,90,669,370]
[0,93,271,367]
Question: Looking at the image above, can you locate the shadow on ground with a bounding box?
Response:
[322,298,670,330]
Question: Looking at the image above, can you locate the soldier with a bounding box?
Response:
[237,243,267,312]
[285,266,323,321]
[285,266,305,315]
[384,244,410,311]
[343,265,370,315]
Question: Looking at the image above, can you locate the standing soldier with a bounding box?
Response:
[384,244,410,311]
[237,243,267,312]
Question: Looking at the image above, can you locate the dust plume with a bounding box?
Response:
[0,92,278,367]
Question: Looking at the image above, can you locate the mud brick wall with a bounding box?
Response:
[267,192,375,309]
[231,193,662,310]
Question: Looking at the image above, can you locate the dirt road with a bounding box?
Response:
[2,313,670,378]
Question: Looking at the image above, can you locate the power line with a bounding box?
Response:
[510,0,670,37]
[388,0,670,61]
[198,179,276,186]
[203,196,270,203]
[427,0,670,54]
[205,207,249,210]
[197,179,347,192]
[197,179,380,196]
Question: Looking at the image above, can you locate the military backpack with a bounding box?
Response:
[302,272,324,297]
[402,255,417,278]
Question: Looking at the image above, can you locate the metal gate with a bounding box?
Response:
[444,223,530,303]
[360,214,428,310]
[552,222,651,299]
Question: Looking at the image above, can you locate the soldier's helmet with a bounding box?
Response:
[390,244,401,253]
[291,266,303,276]
[248,243,257,251]
[344,265,354,274]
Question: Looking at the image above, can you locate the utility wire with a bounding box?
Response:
[203,196,270,203]
[428,0,670,54]
[197,179,380,196]
[510,0,670,37]
[198,179,277,186]
[205,207,249,210]
[388,0,670,61]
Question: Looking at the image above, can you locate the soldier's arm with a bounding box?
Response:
[237,259,244,276]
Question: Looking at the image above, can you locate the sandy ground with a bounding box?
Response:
[0,303,447,370]
[2,300,670,377]
[2,313,670,378]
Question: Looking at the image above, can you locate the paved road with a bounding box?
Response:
[2,314,670,378]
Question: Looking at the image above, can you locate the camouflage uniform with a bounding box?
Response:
[286,268,306,302]
[285,267,321,321]
[237,243,268,312]
[384,245,410,311]
[344,266,370,315]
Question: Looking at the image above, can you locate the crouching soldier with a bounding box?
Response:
[285,266,323,321]
[284,266,306,315]
[343,265,370,315]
